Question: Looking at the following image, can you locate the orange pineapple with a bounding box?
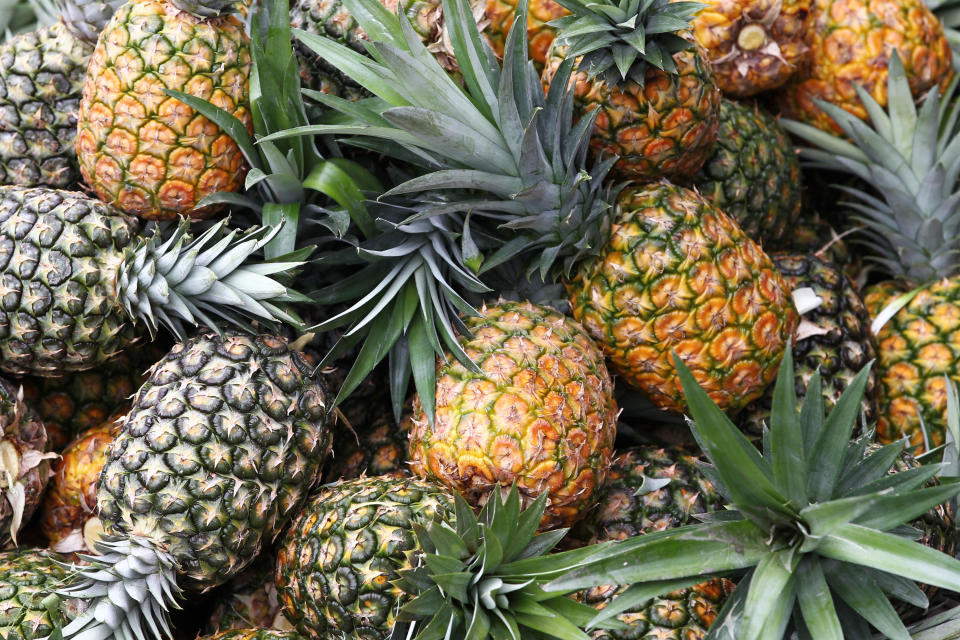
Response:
[484,0,569,68]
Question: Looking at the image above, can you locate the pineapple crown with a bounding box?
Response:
[545,349,960,639]
[549,0,704,87]
[52,0,120,44]
[780,53,960,284]
[57,534,182,640]
[119,219,310,340]
[392,485,621,640]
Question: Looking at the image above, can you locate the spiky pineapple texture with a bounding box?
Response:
[0,549,76,640]
[408,300,618,531]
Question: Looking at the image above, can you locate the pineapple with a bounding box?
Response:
[565,183,798,414]
[781,54,960,452]
[323,407,412,482]
[739,253,879,438]
[200,632,305,640]
[564,446,731,639]
[18,340,168,450]
[483,0,568,68]
[408,300,618,530]
[542,0,721,182]
[275,476,456,640]
[38,414,121,555]
[0,549,75,639]
[0,187,306,377]
[546,351,960,638]
[0,0,116,189]
[566,445,723,548]
[690,0,812,96]
[206,554,293,633]
[290,0,796,419]
[779,213,862,282]
[690,98,802,248]
[59,329,332,640]
[76,0,252,220]
[0,375,52,548]
[776,0,952,133]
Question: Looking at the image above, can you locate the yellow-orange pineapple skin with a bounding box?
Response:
[864,279,960,452]
[408,300,617,531]
[76,0,252,220]
[566,183,798,414]
[776,0,952,133]
[543,40,721,182]
[39,414,122,554]
[692,0,812,96]
[484,0,569,68]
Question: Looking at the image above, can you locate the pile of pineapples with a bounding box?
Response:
[1,0,960,635]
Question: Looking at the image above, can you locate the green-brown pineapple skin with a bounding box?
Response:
[407,300,618,531]
[275,476,455,640]
[566,183,798,415]
[97,330,332,590]
[740,253,878,437]
[0,186,140,377]
[0,22,92,188]
[0,549,74,640]
[691,99,802,248]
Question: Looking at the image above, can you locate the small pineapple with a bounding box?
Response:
[275,476,455,640]
[691,0,812,96]
[690,98,802,248]
[777,0,952,133]
[59,330,332,640]
[565,183,798,414]
[0,549,76,639]
[0,376,52,549]
[408,300,618,530]
[18,340,168,450]
[39,414,122,555]
[0,187,305,377]
[543,0,721,181]
[739,253,878,437]
[76,0,252,220]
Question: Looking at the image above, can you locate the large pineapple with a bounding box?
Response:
[0,187,305,377]
[19,340,168,450]
[777,0,952,133]
[782,54,960,451]
[275,476,456,640]
[542,0,721,182]
[691,0,811,96]
[0,0,116,189]
[290,0,794,421]
[0,549,76,639]
[76,0,252,220]
[39,415,121,555]
[566,183,798,414]
[0,376,51,548]
[59,330,332,640]
[739,253,878,437]
[408,300,618,530]
[690,98,802,248]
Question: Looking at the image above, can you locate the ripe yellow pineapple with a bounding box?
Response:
[408,300,618,531]
[776,0,952,133]
[565,183,798,414]
[691,0,812,96]
[543,0,721,181]
[76,0,252,220]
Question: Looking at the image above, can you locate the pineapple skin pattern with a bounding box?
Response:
[0,549,73,640]
[566,183,798,414]
[0,22,92,189]
[76,0,252,220]
[97,330,332,589]
[408,300,618,531]
[275,476,455,640]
